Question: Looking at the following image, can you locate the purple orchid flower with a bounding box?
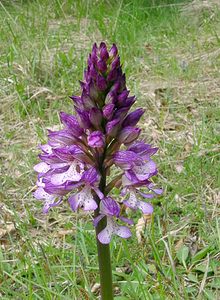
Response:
[33,42,162,246]
[68,167,104,212]
[94,197,133,244]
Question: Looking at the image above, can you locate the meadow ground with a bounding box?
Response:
[0,0,220,299]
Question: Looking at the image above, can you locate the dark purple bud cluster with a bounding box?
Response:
[34,43,162,244]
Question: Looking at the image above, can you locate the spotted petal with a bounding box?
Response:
[51,163,83,185]
[69,187,97,211]
[34,162,50,174]
[34,187,55,201]
[132,160,157,181]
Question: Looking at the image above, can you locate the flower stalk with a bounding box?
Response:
[33,42,162,299]
[95,214,113,300]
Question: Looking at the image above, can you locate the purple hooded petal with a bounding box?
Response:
[128,141,158,157]
[44,181,77,196]
[97,75,107,91]
[89,108,103,129]
[99,42,109,61]
[100,197,120,217]
[88,131,105,148]
[53,146,84,162]
[39,153,62,164]
[117,90,129,105]
[75,108,91,129]
[111,56,120,70]
[124,96,136,108]
[106,118,120,136]
[59,112,83,136]
[118,126,141,145]
[122,108,145,127]
[69,95,83,108]
[80,91,96,109]
[103,103,115,120]
[107,68,118,82]
[113,106,130,121]
[91,43,98,63]
[97,60,107,73]
[114,150,140,170]
[48,129,78,147]
[89,64,98,79]
[109,44,118,57]
[132,160,157,181]
[81,167,100,185]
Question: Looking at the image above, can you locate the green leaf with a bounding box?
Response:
[187,273,199,283]
[193,263,214,274]
[191,246,213,264]
[177,245,189,266]
[203,289,217,300]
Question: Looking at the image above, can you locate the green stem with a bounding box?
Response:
[95,216,114,300]
[94,152,114,299]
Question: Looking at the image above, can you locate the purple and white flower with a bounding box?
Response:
[94,197,133,244]
[33,42,162,244]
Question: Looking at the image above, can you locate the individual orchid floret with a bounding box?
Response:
[122,108,145,127]
[88,131,105,148]
[118,126,141,145]
[68,167,104,211]
[94,197,132,244]
[114,146,158,182]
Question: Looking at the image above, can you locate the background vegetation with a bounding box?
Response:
[1,0,220,299]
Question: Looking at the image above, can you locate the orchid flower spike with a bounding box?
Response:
[33,42,162,244]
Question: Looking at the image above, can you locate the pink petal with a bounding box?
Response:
[98,226,113,244]
[133,160,157,181]
[68,194,81,211]
[119,216,134,225]
[123,190,138,210]
[115,225,132,239]
[39,144,52,154]
[71,187,98,211]
[33,187,55,201]
[83,198,98,211]
[138,191,154,199]
[138,202,153,214]
[51,163,82,185]
[34,162,50,173]
[93,187,104,200]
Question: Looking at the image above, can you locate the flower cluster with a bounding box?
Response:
[34,42,162,244]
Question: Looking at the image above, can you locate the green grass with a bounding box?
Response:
[1,0,220,299]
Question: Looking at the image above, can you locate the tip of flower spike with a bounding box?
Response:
[109,43,118,57]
